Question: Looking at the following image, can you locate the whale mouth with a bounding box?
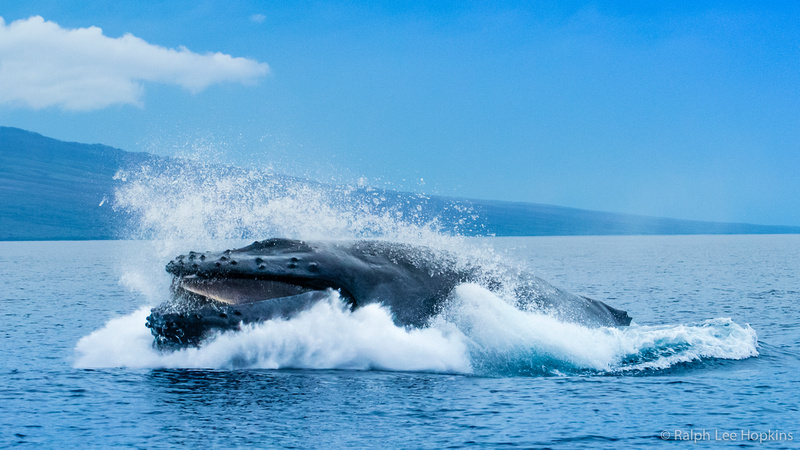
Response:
[149,275,350,348]
[177,275,317,305]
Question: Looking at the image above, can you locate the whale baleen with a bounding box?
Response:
[146,238,632,347]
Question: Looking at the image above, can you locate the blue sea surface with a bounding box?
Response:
[1,235,798,448]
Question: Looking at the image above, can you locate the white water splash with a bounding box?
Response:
[112,161,480,250]
[74,292,471,373]
[75,159,759,375]
[438,284,758,375]
[74,284,757,375]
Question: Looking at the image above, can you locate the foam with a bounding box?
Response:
[438,284,758,375]
[74,285,758,375]
[74,159,759,375]
[74,292,471,373]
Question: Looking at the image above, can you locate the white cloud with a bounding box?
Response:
[0,16,270,111]
[250,14,267,24]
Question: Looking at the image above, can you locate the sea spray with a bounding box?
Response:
[439,284,758,376]
[75,285,758,375]
[75,159,759,375]
[74,293,472,373]
[112,160,482,247]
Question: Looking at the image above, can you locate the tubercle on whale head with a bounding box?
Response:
[165,239,322,279]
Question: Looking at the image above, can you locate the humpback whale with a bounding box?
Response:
[146,238,632,347]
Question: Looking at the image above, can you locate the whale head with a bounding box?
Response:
[147,238,465,347]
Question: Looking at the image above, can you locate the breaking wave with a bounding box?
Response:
[75,159,759,376]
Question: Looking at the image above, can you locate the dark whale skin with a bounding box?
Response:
[147,238,632,347]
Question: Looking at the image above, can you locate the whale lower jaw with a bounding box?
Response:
[146,289,334,348]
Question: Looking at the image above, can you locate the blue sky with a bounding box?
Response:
[1,1,798,226]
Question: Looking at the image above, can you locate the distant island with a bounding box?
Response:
[1,126,798,241]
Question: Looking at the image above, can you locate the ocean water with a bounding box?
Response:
[1,235,798,448]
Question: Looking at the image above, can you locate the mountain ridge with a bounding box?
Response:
[1,126,798,240]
